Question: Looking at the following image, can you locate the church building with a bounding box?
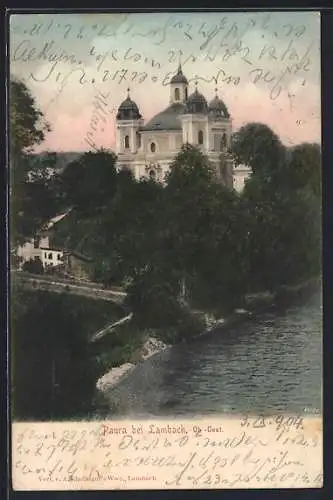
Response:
[115,64,245,188]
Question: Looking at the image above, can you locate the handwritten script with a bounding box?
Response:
[12,415,322,490]
[10,13,319,104]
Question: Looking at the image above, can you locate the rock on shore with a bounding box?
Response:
[96,363,136,393]
[96,336,170,393]
[141,336,170,360]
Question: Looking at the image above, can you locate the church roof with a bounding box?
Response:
[208,90,230,119]
[170,64,188,85]
[141,102,186,131]
[117,89,142,120]
[184,87,208,114]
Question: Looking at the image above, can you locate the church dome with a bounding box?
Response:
[117,89,142,120]
[170,64,188,85]
[185,86,208,114]
[141,102,186,131]
[208,90,230,119]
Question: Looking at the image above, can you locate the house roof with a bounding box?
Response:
[43,208,73,230]
[64,250,93,263]
[40,247,64,252]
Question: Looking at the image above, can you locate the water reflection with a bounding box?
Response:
[106,292,322,418]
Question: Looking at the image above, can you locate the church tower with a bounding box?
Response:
[207,88,232,152]
[180,82,209,149]
[115,88,143,155]
[208,88,233,187]
[169,64,189,104]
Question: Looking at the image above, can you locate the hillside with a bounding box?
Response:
[32,151,83,172]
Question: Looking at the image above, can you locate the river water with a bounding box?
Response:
[105,290,322,418]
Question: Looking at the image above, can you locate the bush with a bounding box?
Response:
[92,321,145,373]
[11,288,122,420]
[125,271,183,329]
[22,257,44,274]
[176,311,206,341]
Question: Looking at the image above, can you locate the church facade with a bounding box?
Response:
[115,64,245,189]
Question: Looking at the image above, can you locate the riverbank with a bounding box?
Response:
[195,276,321,339]
[95,288,322,419]
[95,276,321,401]
[96,336,171,393]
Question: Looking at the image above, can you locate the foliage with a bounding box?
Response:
[52,169,164,285]
[231,122,286,176]
[10,78,50,157]
[51,136,321,333]
[234,123,321,291]
[11,288,124,420]
[162,145,248,310]
[55,150,118,213]
[125,269,183,329]
[11,78,322,421]
[91,322,145,373]
[22,257,44,274]
[11,153,60,246]
[10,79,59,247]
[286,142,321,196]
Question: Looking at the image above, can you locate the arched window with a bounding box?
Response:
[48,253,52,260]
[220,133,227,151]
[175,88,180,101]
[124,135,130,149]
[149,169,156,180]
[150,142,156,153]
[136,132,141,149]
[185,87,188,100]
[198,130,204,145]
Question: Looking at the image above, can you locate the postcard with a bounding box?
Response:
[8,10,322,490]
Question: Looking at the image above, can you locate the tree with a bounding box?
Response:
[165,143,217,188]
[57,150,118,213]
[11,153,60,246]
[232,124,322,291]
[108,177,165,280]
[231,122,286,177]
[10,78,50,158]
[52,160,154,284]
[139,145,247,314]
[285,143,321,196]
[163,145,218,285]
[120,145,250,321]
[10,78,56,247]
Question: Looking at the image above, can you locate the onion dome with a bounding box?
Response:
[170,64,188,85]
[184,82,208,114]
[116,88,142,120]
[208,89,230,119]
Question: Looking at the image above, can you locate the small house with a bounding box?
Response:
[16,233,50,269]
[40,246,64,269]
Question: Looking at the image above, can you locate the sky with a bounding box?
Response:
[9,11,321,152]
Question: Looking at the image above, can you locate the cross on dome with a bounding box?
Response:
[170,63,188,85]
[177,52,182,70]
